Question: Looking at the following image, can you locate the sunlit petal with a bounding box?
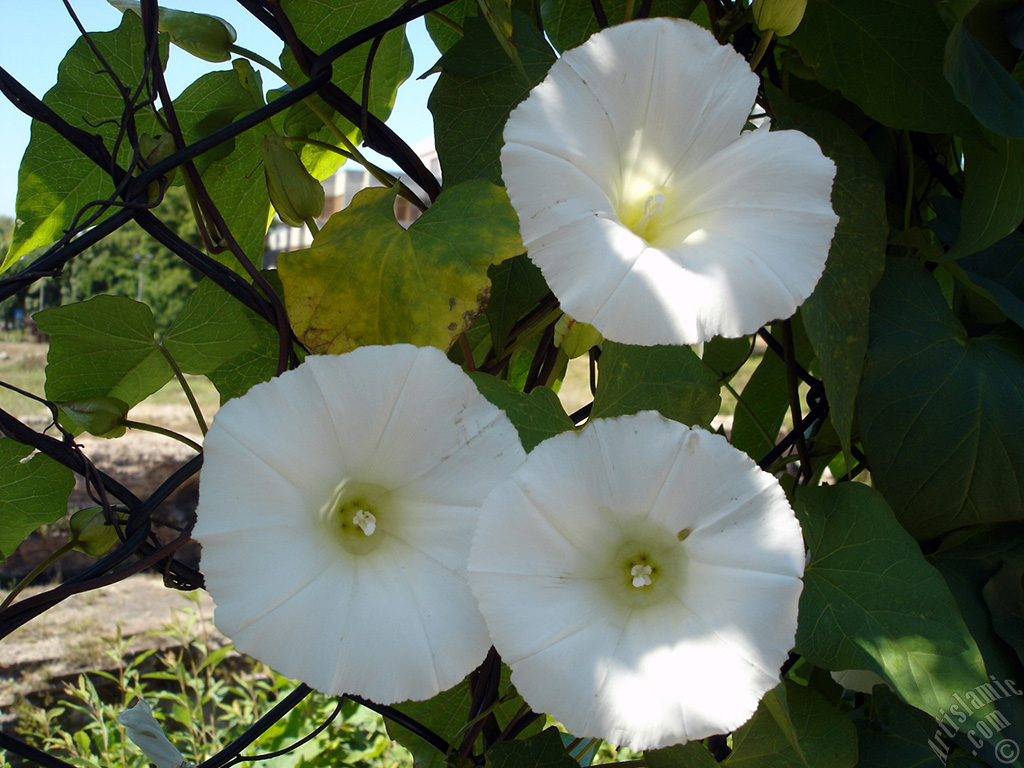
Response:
[502,18,838,345]
[194,345,526,704]
[469,411,805,749]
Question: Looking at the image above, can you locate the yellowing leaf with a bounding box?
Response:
[279,180,522,354]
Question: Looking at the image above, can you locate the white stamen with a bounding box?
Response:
[630,193,668,239]
[643,193,666,219]
[352,509,377,536]
[631,563,653,588]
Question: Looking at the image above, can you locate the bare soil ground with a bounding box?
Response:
[1,342,216,708]
[0,575,219,717]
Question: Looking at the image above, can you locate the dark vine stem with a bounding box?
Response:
[757,388,828,472]
[198,685,313,768]
[460,646,502,758]
[635,0,654,17]
[343,694,451,754]
[139,0,294,377]
[235,0,458,202]
[479,293,559,375]
[756,327,817,387]
[0,732,77,768]
[0,62,296,321]
[523,321,557,393]
[780,320,812,484]
[223,698,345,765]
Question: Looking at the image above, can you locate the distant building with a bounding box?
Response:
[264,137,440,267]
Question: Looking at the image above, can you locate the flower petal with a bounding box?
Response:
[501,17,837,346]
[470,411,804,748]
[195,345,525,703]
[556,18,757,182]
[656,127,840,339]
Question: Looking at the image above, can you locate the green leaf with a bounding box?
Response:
[426,0,476,52]
[386,663,539,768]
[279,0,412,138]
[273,0,412,182]
[725,679,857,768]
[429,14,555,186]
[930,196,1024,328]
[856,687,954,768]
[279,181,522,354]
[857,257,1024,538]
[767,87,886,456]
[591,341,721,428]
[794,483,990,729]
[206,342,279,404]
[202,273,283,403]
[0,439,76,561]
[701,336,754,384]
[469,373,575,451]
[929,526,1024,767]
[540,0,700,51]
[729,343,788,461]
[176,61,273,270]
[944,21,1024,138]
[448,313,494,371]
[477,0,529,79]
[488,728,579,768]
[960,231,1024,331]
[163,279,262,374]
[35,295,173,408]
[946,131,1024,261]
[983,561,1024,667]
[171,59,264,161]
[486,254,550,353]
[790,0,975,133]
[645,742,720,768]
[6,13,166,270]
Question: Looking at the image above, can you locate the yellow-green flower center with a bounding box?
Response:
[321,480,387,555]
[610,530,687,606]
[621,187,674,243]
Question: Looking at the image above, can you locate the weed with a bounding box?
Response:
[7,593,412,768]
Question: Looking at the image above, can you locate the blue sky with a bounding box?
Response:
[0,1,439,218]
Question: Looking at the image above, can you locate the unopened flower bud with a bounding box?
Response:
[752,0,807,36]
[554,315,603,359]
[69,508,119,557]
[119,699,194,768]
[57,397,129,438]
[261,135,325,228]
[138,133,178,202]
[108,1,237,62]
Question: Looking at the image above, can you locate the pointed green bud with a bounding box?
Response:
[69,508,119,557]
[57,396,129,438]
[138,133,177,201]
[752,0,807,36]
[261,135,325,228]
[108,0,237,62]
[554,314,603,359]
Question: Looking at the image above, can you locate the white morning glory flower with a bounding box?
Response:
[193,345,526,704]
[468,411,805,749]
[501,18,839,346]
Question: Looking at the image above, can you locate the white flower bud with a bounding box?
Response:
[118,699,194,768]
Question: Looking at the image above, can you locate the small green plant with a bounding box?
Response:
[10,594,411,768]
